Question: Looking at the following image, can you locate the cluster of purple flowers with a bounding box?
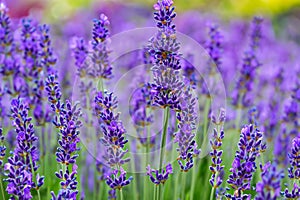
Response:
[226,124,266,199]
[256,162,283,200]
[175,83,200,172]
[94,91,132,195]
[283,136,300,198]
[209,109,226,189]
[5,98,44,199]
[46,75,82,200]
[232,17,263,108]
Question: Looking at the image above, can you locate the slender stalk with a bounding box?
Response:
[0,177,5,200]
[209,171,219,200]
[209,187,215,200]
[181,172,186,200]
[190,164,197,200]
[158,107,170,200]
[120,189,124,200]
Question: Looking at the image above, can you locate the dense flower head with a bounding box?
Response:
[288,137,300,180]
[95,91,130,166]
[255,162,283,200]
[5,98,44,199]
[146,163,173,185]
[106,167,133,190]
[182,54,198,88]
[209,129,225,188]
[92,14,110,47]
[90,13,113,79]
[20,18,41,77]
[0,127,6,171]
[38,24,57,75]
[175,83,200,171]
[0,2,17,76]
[226,124,266,198]
[45,74,63,114]
[70,37,89,77]
[149,69,183,111]
[206,23,223,70]
[52,165,78,200]
[250,17,263,50]
[153,0,176,33]
[46,74,82,199]
[232,17,263,108]
[282,183,300,199]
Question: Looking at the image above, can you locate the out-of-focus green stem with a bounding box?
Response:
[158,107,170,200]
[202,97,211,153]
[181,172,186,200]
[0,177,5,200]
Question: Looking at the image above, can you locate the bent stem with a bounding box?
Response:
[158,107,170,200]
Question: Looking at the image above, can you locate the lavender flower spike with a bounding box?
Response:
[255,162,283,200]
[146,163,173,185]
[283,136,300,199]
[5,98,44,199]
[46,75,82,199]
[209,129,225,188]
[106,167,133,190]
[226,124,266,199]
[0,128,6,172]
[90,13,113,79]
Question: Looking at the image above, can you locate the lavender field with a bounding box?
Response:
[0,0,299,199]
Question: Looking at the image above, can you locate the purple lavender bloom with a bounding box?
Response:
[146,163,173,185]
[0,128,6,172]
[5,98,44,199]
[153,0,176,33]
[106,167,133,190]
[0,3,17,76]
[90,14,113,79]
[274,127,290,166]
[283,183,300,199]
[209,129,225,188]
[45,74,63,117]
[182,54,198,89]
[94,91,130,167]
[206,23,223,70]
[147,0,184,111]
[46,75,82,199]
[232,17,263,108]
[255,162,283,200]
[20,18,40,80]
[287,137,300,180]
[94,90,132,194]
[38,24,57,75]
[108,189,116,200]
[226,124,266,198]
[175,83,200,172]
[70,37,88,78]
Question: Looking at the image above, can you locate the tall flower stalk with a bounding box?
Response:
[94,91,132,198]
[46,75,82,199]
[5,98,44,200]
[226,124,266,199]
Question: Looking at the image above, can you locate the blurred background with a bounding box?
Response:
[4,0,300,42]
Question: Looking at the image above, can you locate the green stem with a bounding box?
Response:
[120,189,124,200]
[0,177,5,200]
[158,107,170,200]
[209,187,215,200]
[190,164,197,200]
[202,97,211,153]
[159,107,170,170]
[181,173,186,200]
